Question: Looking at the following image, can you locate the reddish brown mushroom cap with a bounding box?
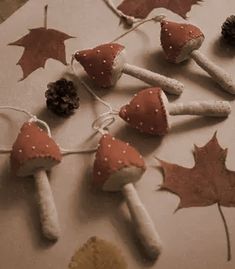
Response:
[74,43,125,88]
[119,88,170,136]
[93,134,146,191]
[11,121,62,177]
[160,20,204,63]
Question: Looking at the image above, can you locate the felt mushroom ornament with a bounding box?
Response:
[160,20,235,94]
[72,43,184,95]
[119,87,231,135]
[93,134,162,259]
[11,121,62,240]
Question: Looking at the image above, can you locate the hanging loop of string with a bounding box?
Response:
[92,111,117,135]
[0,106,52,153]
[0,106,98,155]
[29,116,52,137]
[111,14,166,42]
[104,0,141,26]
[0,106,52,136]
[104,0,166,27]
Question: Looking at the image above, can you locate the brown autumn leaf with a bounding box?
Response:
[157,133,235,261]
[9,6,73,80]
[118,0,202,19]
[68,237,128,269]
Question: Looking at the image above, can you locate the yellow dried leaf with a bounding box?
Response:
[68,236,128,269]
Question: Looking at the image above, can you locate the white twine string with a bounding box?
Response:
[80,80,115,113]
[68,62,119,135]
[0,106,35,119]
[92,112,117,135]
[104,0,141,26]
[104,0,166,28]
[60,147,97,155]
[29,116,52,137]
[0,148,12,153]
[0,106,97,155]
[0,106,52,137]
[111,14,166,42]
[0,106,48,153]
[70,54,77,74]
[79,78,120,135]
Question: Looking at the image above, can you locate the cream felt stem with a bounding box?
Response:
[168,101,231,117]
[122,63,184,95]
[34,168,60,241]
[191,50,235,94]
[122,183,162,259]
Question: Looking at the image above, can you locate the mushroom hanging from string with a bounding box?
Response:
[92,132,162,260]
[119,87,231,135]
[0,106,97,241]
[82,81,231,137]
[11,121,62,240]
[71,42,184,95]
[160,20,235,94]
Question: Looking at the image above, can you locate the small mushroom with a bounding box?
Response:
[160,20,235,94]
[73,43,184,95]
[119,87,231,135]
[93,134,162,260]
[10,121,62,240]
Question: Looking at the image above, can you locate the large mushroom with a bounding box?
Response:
[10,121,62,240]
[73,43,184,95]
[119,87,231,136]
[93,134,162,259]
[160,20,235,94]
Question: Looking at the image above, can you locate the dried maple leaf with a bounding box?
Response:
[9,5,73,80]
[118,0,202,19]
[157,133,234,261]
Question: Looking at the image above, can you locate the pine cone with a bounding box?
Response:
[222,15,235,44]
[45,78,80,116]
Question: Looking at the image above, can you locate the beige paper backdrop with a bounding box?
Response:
[0,0,235,268]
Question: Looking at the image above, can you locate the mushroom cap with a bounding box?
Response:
[160,20,205,63]
[93,134,146,191]
[119,87,170,136]
[11,121,62,177]
[74,43,126,88]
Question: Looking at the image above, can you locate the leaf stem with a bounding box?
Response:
[111,15,165,43]
[217,203,231,261]
[44,5,48,29]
